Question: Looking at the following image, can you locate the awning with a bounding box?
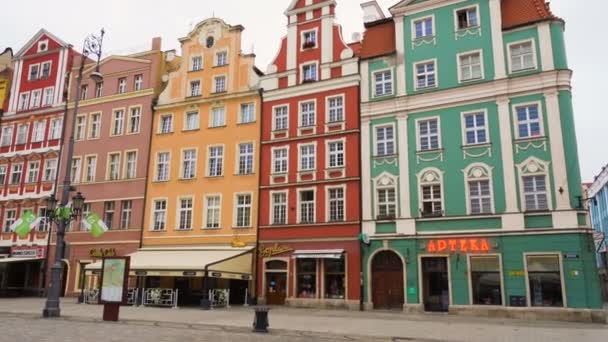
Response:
[85,247,253,280]
[292,249,344,259]
[0,257,44,264]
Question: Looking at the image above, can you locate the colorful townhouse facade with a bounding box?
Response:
[0,30,73,296]
[49,38,165,296]
[358,0,602,320]
[588,165,608,299]
[0,48,13,113]
[257,0,362,310]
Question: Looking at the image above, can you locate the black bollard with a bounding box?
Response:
[252,306,269,333]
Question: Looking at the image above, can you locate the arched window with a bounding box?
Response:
[374,173,398,220]
[517,157,552,212]
[418,168,444,217]
[464,163,494,215]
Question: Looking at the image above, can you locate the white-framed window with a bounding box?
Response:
[75,115,86,141]
[190,80,201,96]
[299,144,316,171]
[108,153,121,181]
[210,107,226,128]
[469,255,503,306]
[178,198,193,230]
[112,109,125,136]
[95,82,103,98]
[27,161,40,183]
[469,179,492,214]
[10,163,22,184]
[273,105,288,131]
[273,147,288,174]
[129,107,141,134]
[120,200,132,229]
[84,155,97,183]
[373,70,393,97]
[105,201,115,230]
[214,76,226,93]
[43,87,54,106]
[134,74,143,91]
[377,186,396,219]
[216,50,228,66]
[70,158,81,184]
[238,143,254,175]
[415,60,437,89]
[419,169,443,217]
[3,209,16,233]
[509,40,536,73]
[191,56,203,71]
[30,90,42,108]
[526,254,564,307]
[328,187,345,222]
[159,114,173,134]
[41,61,52,79]
[1,126,12,146]
[18,92,29,111]
[271,192,287,225]
[327,96,344,123]
[302,29,317,49]
[302,62,317,82]
[456,6,479,30]
[43,159,57,181]
[89,113,101,139]
[80,85,88,101]
[463,111,488,145]
[0,166,6,185]
[181,149,197,179]
[37,207,51,232]
[152,199,167,231]
[205,195,221,229]
[418,118,440,151]
[125,151,137,179]
[50,118,62,139]
[515,103,543,139]
[299,101,315,127]
[32,121,45,142]
[16,124,28,145]
[118,78,127,94]
[375,125,395,156]
[185,111,199,131]
[208,146,224,177]
[235,194,252,228]
[298,190,315,224]
[29,64,40,81]
[459,51,483,82]
[413,16,434,39]
[523,175,549,211]
[155,152,170,181]
[240,103,255,124]
[327,140,345,168]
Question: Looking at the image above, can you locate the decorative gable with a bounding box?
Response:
[15,29,69,58]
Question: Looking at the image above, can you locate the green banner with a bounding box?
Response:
[10,210,40,239]
[82,212,108,238]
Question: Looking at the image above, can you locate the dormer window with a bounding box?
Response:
[302,30,317,49]
[38,40,48,53]
[302,63,317,83]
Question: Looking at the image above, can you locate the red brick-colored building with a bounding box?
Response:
[257,0,361,309]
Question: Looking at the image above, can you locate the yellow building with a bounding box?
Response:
[0,48,13,112]
[139,18,261,306]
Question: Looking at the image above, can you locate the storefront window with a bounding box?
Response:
[470,256,502,305]
[526,255,563,307]
[325,258,345,299]
[297,259,316,298]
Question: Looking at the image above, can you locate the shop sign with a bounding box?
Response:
[564,253,579,260]
[426,239,491,253]
[89,248,117,258]
[11,247,45,258]
[259,244,293,258]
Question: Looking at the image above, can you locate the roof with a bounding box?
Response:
[359,18,395,59]
[14,28,70,58]
[501,0,559,30]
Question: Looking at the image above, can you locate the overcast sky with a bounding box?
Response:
[1,0,605,181]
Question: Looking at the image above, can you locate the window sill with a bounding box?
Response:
[213,64,229,68]
[373,153,398,159]
[414,85,438,91]
[186,94,202,99]
[182,128,201,133]
[462,143,491,149]
[206,175,224,179]
[456,25,481,32]
[211,91,228,95]
[175,229,193,232]
[149,230,167,233]
[157,131,175,135]
[188,69,203,73]
[152,180,171,183]
[272,129,288,134]
[208,125,227,129]
[416,148,443,154]
[413,35,436,41]
[459,76,484,83]
[178,178,197,182]
[510,67,538,74]
[372,93,395,99]
[232,226,252,229]
[237,121,256,126]
[524,210,552,216]
[514,136,546,143]
[235,173,255,177]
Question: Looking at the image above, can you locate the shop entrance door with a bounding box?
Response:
[421,257,449,312]
[265,273,286,305]
[372,251,404,310]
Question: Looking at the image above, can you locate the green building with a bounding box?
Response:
[358,0,603,321]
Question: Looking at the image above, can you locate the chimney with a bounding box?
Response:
[361,1,386,24]
[151,37,162,51]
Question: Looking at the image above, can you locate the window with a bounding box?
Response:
[156,152,170,181]
[75,116,86,140]
[327,96,344,123]
[178,198,193,230]
[272,192,287,225]
[117,78,127,94]
[85,156,97,182]
[3,210,16,233]
[32,121,45,142]
[37,208,50,232]
[302,63,317,82]
[190,80,201,97]
[205,196,221,229]
[80,85,88,100]
[240,103,255,124]
[160,115,173,134]
[1,126,13,146]
[273,148,288,174]
[238,143,254,175]
[152,200,167,231]
[463,112,487,145]
[235,194,252,228]
[374,70,393,97]
[70,158,81,184]
[95,82,103,98]
[112,110,125,136]
[328,188,345,222]
[297,259,316,298]
[419,169,443,217]
[510,41,535,72]
[300,144,315,171]
[208,146,223,177]
[414,17,434,39]
[125,151,137,179]
[418,119,440,151]
[41,62,51,79]
[44,159,57,181]
[181,149,197,179]
[302,30,317,49]
[38,40,48,52]
[108,153,120,181]
[29,64,40,81]
[129,107,141,134]
[214,76,226,93]
[192,56,203,71]
[89,113,101,139]
[134,74,143,91]
[274,106,288,131]
[526,255,563,307]
[299,190,315,223]
[216,51,228,66]
[300,101,315,127]
[459,52,482,81]
[16,124,28,145]
[328,141,344,168]
[456,7,479,30]
[325,258,345,299]
[50,119,62,139]
[0,166,6,185]
[43,87,54,106]
[415,61,437,89]
[104,201,115,230]
[377,188,396,219]
[30,90,42,108]
[18,93,29,111]
[469,180,492,214]
[210,107,225,127]
[516,104,542,138]
[470,256,502,305]
[120,200,132,229]
[185,111,199,131]
[27,161,40,183]
[376,126,395,156]
[523,175,548,211]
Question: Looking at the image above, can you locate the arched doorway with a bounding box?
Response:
[265,260,287,305]
[372,250,404,310]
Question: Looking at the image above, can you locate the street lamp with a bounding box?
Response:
[43,29,104,318]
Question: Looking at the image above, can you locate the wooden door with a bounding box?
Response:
[266,273,286,305]
[372,251,404,310]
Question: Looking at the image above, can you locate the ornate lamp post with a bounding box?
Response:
[43,29,104,318]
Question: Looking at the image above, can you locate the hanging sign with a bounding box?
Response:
[426,238,491,253]
[259,244,293,258]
